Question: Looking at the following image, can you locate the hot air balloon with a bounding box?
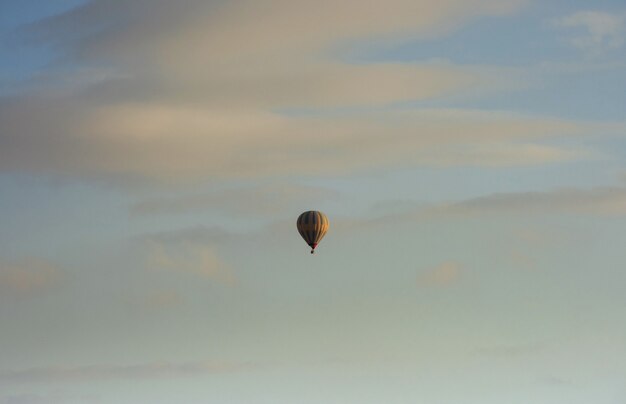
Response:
[297,211,329,254]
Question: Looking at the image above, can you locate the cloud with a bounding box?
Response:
[142,290,184,309]
[0,360,263,384]
[1,98,607,183]
[5,0,597,184]
[445,186,626,216]
[0,393,99,404]
[165,186,626,247]
[334,186,626,234]
[141,225,236,245]
[18,0,525,105]
[416,261,461,287]
[0,259,61,295]
[147,242,237,285]
[429,186,626,217]
[509,250,536,269]
[475,341,547,357]
[408,142,590,167]
[618,172,626,185]
[554,11,625,55]
[28,0,525,66]
[131,184,338,216]
[539,376,573,386]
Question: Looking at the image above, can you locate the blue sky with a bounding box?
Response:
[1,1,626,403]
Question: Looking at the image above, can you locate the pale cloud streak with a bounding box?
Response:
[141,186,626,247]
[0,360,262,384]
[141,225,236,245]
[334,186,626,233]
[131,184,338,216]
[147,242,237,285]
[0,100,608,182]
[554,11,625,55]
[142,290,184,309]
[475,341,547,357]
[2,0,586,184]
[21,0,524,106]
[417,262,461,287]
[0,259,61,295]
[0,392,99,404]
[445,186,626,216]
[29,0,525,66]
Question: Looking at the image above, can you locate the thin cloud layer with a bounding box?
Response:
[446,186,626,216]
[335,186,626,233]
[131,184,339,216]
[0,392,99,404]
[554,11,625,55]
[0,360,262,384]
[147,242,237,285]
[0,100,606,182]
[0,259,61,295]
[142,290,184,309]
[416,261,461,287]
[143,185,626,247]
[3,0,592,184]
[29,0,525,66]
[0,2,625,402]
[475,341,547,357]
[141,225,236,245]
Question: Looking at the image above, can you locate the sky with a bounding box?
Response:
[1,0,626,403]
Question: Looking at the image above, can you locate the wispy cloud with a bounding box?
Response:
[147,242,237,285]
[0,392,99,404]
[141,186,626,248]
[509,250,536,269]
[0,360,264,384]
[443,186,626,216]
[142,290,184,309]
[131,185,338,216]
[539,375,573,386]
[27,0,525,67]
[0,259,61,295]
[334,186,626,234]
[434,186,626,216]
[3,0,584,184]
[1,100,608,183]
[140,225,237,245]
[474,341,548,358]
[408,142,590,167]
[416,262,461,287]
[554,11,625,56]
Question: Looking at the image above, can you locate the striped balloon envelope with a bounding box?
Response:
[296,211,329,254]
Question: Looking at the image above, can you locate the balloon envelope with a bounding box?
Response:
[297,211,329,253]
